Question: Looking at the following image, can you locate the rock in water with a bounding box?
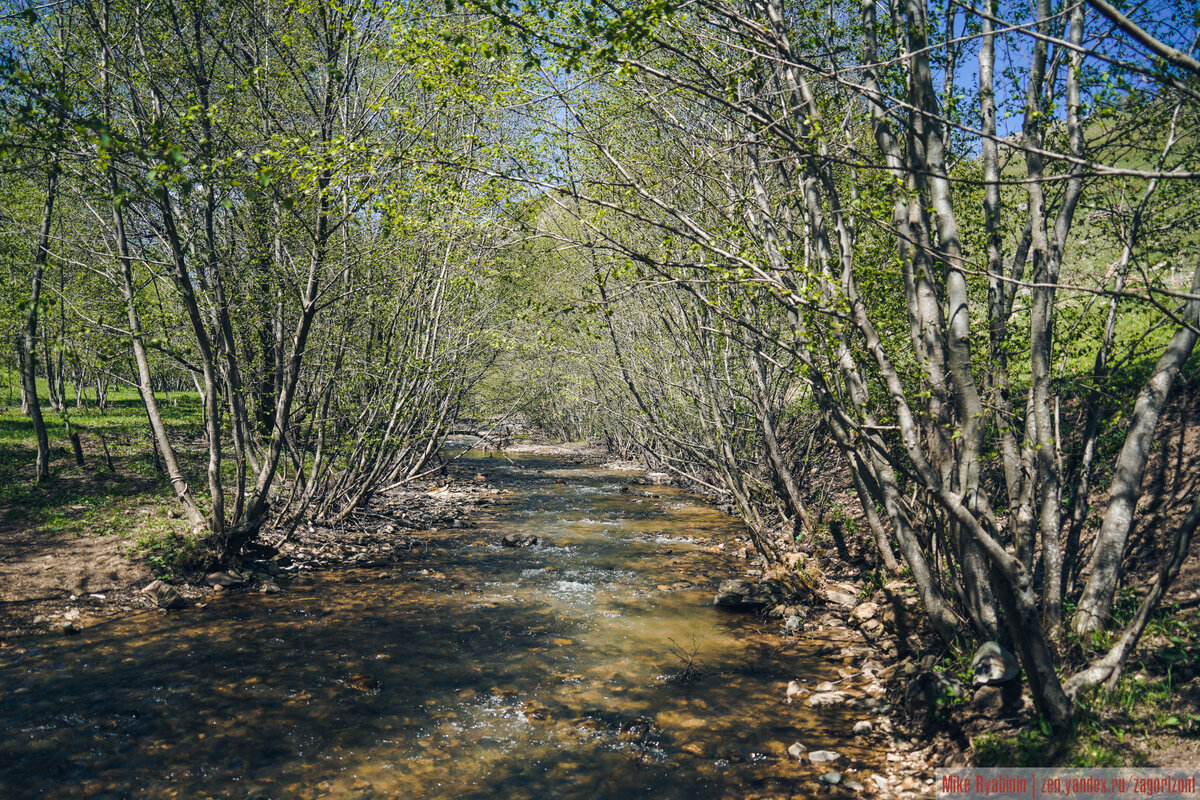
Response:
[786,741,807,760]
[806,691,846,708]
[501,534,538,548]
[205,571,244,588]
[819,772,842,786]
[809,750,840,763]
[345,674,379,693]
[970,641,1020,685]
[142,580,187,610]
[714,579,782,611]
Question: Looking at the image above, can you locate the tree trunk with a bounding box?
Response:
[1073,259,1200,635]
[23,166,59,483]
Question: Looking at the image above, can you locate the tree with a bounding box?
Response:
[475,0,1200,724]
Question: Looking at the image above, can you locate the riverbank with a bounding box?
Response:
[0,449,511,640]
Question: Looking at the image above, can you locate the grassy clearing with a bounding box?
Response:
[965,597,1200,767]
[0,375,209,578]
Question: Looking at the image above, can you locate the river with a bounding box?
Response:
[0,450,881,799]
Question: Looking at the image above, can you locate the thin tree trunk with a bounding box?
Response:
[23,166,58,483]
[1073,259,1200,635]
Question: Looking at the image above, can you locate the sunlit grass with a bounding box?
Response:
[0,371,209,576]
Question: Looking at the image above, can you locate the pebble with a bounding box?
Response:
[787,741,807,760]
[853,720,872,734]
[809,749,840,763]
[819,772,842,786]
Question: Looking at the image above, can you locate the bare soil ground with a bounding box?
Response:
[0,523,152,638]
[0,463,165,639]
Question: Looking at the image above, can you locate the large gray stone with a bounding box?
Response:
[205,571,245,588]
[851,602,879,623]
[714,579,783,611]
[142,580,187,610]
[825,589,858,607]
[971,641,1021,685]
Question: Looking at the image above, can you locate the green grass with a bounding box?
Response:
[967,595,1200,767]
[0,373,210,577]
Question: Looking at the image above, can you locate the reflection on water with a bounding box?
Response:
[0,454,875,799]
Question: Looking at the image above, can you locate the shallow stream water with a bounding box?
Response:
[0,451,878,799]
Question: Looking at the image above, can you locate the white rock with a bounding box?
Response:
[807,691,846,708]
[851,602,879,622]
[826,590,858,606]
